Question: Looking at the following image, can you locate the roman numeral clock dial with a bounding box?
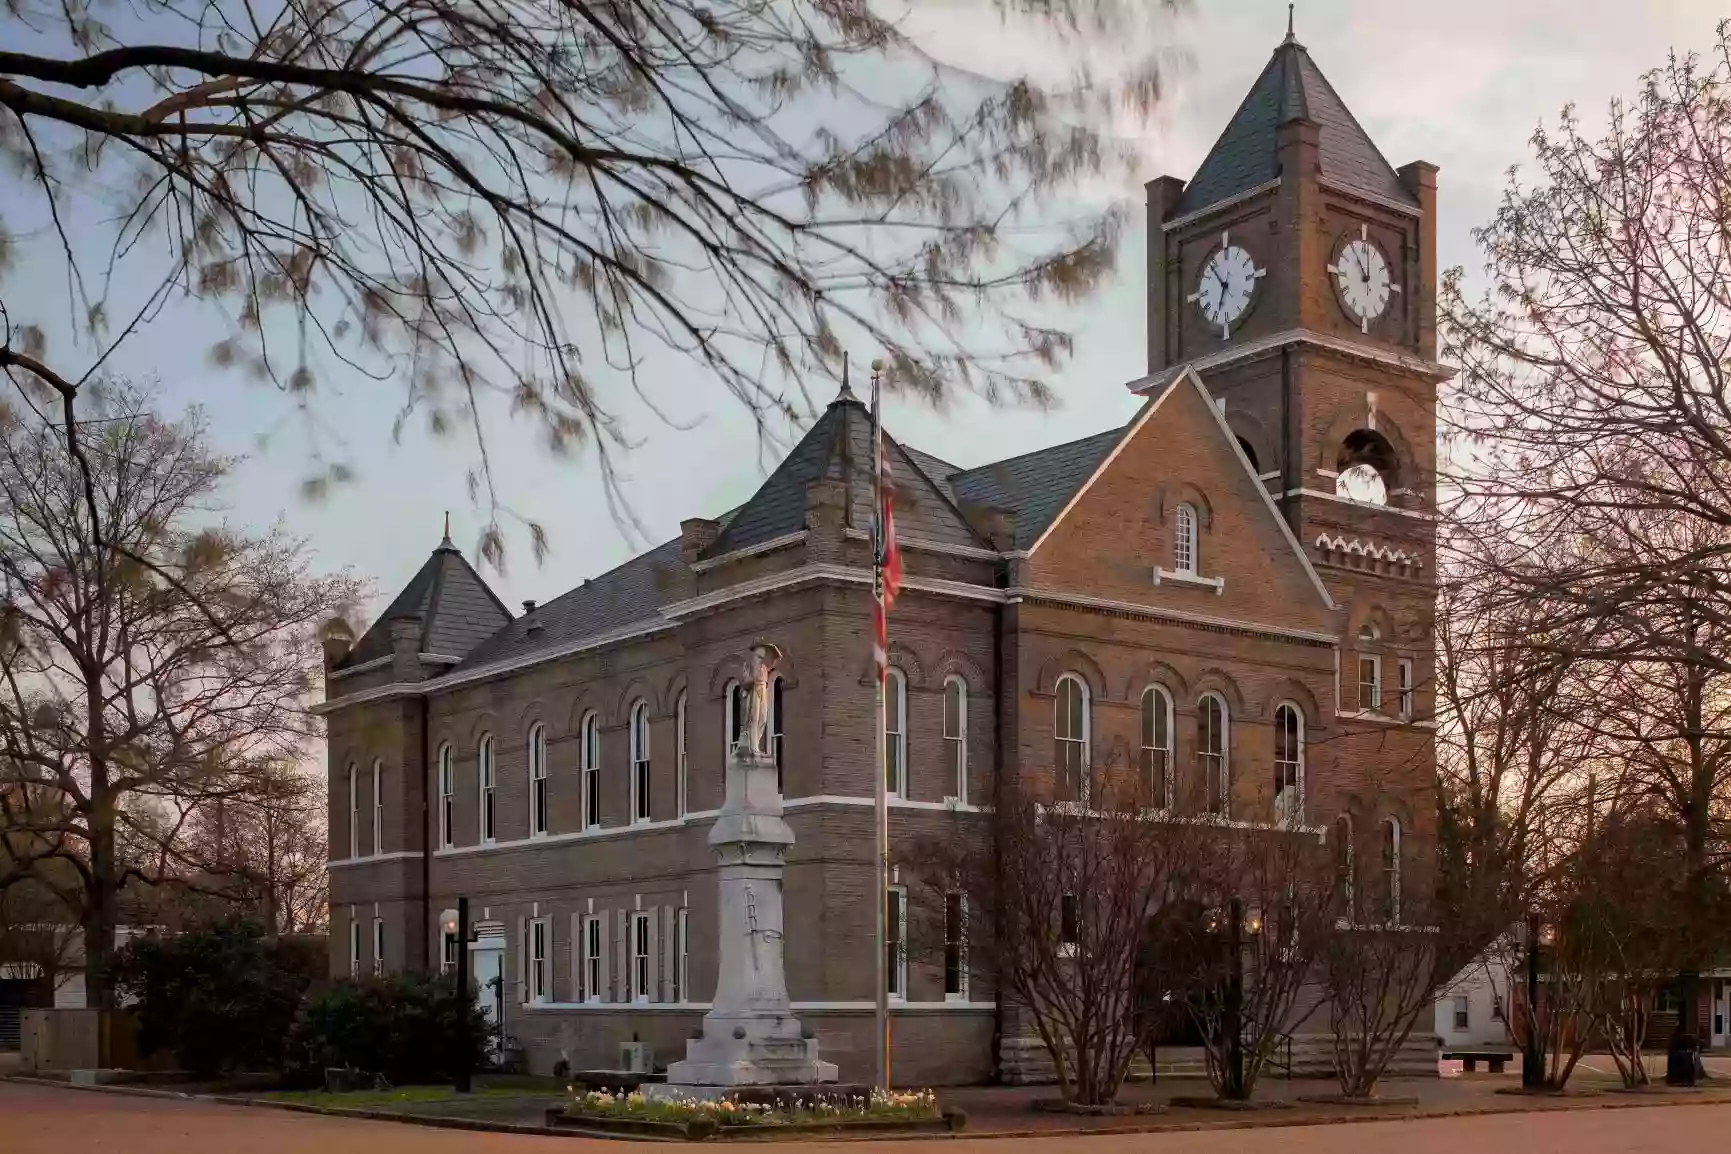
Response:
[1188,233,1264,339]
[1329,223,1401,333]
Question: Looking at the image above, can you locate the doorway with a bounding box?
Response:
[1713,979,1728,1049]
[471,935,506,1057]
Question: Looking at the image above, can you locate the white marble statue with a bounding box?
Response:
[735,642,782,758]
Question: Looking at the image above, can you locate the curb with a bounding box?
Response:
[8,1073,1731,1142]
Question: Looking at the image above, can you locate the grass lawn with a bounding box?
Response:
[257,1079,562,1109]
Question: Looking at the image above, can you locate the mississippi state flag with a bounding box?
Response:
[872,438,903,682]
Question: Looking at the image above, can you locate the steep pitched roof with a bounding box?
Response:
[1175,33,1416,217]
[947,428,1127,550]
[338,534,512,669]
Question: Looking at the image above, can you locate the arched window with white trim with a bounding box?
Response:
[675,692,689,817]
[580,712,600,830]
[1198,693,1229,817]
[1054,674,1090,801]
[630,701,651,823]
[370,759,384,855]
[477,734,496,843]
[1174,503,1199,575]
[1140,686,1173,809]
[346,763,359,858]
[437,744,454,849]
[944,676,968,805]
[1383,817,1403,924]
[884,668,907,798]
[528,723,549,837]
[1273,704,1304,828]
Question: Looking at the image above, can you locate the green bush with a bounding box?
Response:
[286,972,492,1085]
[109,919,325,1077]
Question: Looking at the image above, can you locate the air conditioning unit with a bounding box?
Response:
[619,1041,653,1074]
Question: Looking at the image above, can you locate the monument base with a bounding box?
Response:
[659,1014,838,1094]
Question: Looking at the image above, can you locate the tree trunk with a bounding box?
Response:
[83,802,117,1012]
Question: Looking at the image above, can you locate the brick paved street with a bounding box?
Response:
[2,1079,1730,1154]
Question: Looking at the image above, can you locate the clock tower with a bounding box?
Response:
[1135,24,1448,799]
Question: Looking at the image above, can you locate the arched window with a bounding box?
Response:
[630,701,651,823]
[1198,693,1229,817]
[437,744,454,849]
[675,692,688,817]
[724,679,743,761]
[1335,815,1356,923]
[770,676,785,794]
[580,713,600,830]
[528,723,549,837]
[884,669,907,798]
[1139,686,1174,810]
[1174,503,1198,575]
[477,735,496,843]
[944,676,968,805]
[1054,674,1090,801]
[347,763,359,858]
[1336,429,1397,505]
[1273,704,1304,827]
[1383,817,1403,924]
[371,760,384,855]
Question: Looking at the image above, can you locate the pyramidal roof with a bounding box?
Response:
[338,528,512,670]
[1174,31,1416,217]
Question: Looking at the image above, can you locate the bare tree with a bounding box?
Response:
[0,380,359,1008]
[178,762,330,935]
[0,0,1184,563]
[1320,926,1440,1100]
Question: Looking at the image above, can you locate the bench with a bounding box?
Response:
[1443,1048,1515,1074]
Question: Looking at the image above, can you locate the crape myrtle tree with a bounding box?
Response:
[0,0,1187,565]
[0,381,359,1007]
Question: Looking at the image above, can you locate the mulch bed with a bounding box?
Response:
[1166,1095,1295,1111]
[546,1106,964,1142]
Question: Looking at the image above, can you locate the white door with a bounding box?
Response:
[1713,980,1728,1049]
[471,941,505,1032]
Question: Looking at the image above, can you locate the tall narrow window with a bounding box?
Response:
[371,760,384,855]
[1140,686,1173,809]
[1335,815,1357,923]
[372,916,384,976]
[1199,693,1229,817]
[1059,893,1080,955]
[944,677,968,805]
[478,735,496,842]
[437,744,454,849]
[943,893,968,1000]
[528,724,549,837]
[630,911,652,1002]
[724,680,743,758]
[770,676,785,793]
[675,692,689,817]
[581,713,600,830]
[885,886,907,999]
[1054,674,1090,801]
[1383,817,1403,924]
[675,906,689,1003]
[1358,655,1382,712]
[1398,659,1414,720]
[529,917,549,1003]
[1174,502,1198,575]
[630,702,651,823]
[347,765,359,859]
[884,669,907,798]
[348,909,361,977]
[1273,704,1304,827]
[581,915,602,1003]
[441,928,458,974]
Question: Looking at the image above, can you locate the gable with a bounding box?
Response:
[1025,371,1334,633]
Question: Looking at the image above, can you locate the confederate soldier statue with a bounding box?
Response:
[735,642,783,758]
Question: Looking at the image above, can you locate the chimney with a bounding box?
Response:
[389,615,425,683]
[680,517,721,564]
[319,618,355,672]
[523,600,543,635]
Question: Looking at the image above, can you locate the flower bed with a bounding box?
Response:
[552,1087,958,1140]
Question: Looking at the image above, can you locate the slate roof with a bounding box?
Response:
[1174,33,1416,217]
[337,535,513,669]
[947,427,1127,550]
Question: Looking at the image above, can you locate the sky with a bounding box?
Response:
[5,0,1727,623]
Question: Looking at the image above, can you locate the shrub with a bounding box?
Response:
[108,919,325,1077]
[286,972,491,1085]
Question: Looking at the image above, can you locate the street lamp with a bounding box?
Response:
[1211,899,1262,1100]
[1521,915,1551,1090]
[443,899,475,1094]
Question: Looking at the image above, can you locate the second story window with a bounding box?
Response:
[1174,502,1198,575]
[1199,693,1229,817]
[1384,817,1403,924]
[770,676,785,793]
[675,692,688,817]
[1398,659,1414,719]
[1358,655,1382,712]
[884,669,907,798]
[371,760,384,855]
[1140,686,1173,809]
[944,676,968,805]
[437,744,454,848]
[1054,674,1089,801]
[478,734,496,843]
[581,713,600,829]
[347,764,359,859]
[630,701,651,823]
[1273,703,1304,827]
[528,723,549,837]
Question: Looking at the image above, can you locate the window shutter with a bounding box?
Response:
[660,906,676,1002]
[570,914,582,1002]
[517,916,528,1005]
[615,910,629,1002]
[597,914,612,1003]
[644,911,660,1003]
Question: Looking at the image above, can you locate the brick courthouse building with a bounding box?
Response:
[322,29,1446,1085]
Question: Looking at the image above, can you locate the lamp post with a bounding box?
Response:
[1214,899,1262,1100]
[444,899,474,1094]
[1521,915,1552,1090]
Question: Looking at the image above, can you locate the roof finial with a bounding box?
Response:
[440,510,452,548]
[833,355,856,404]
[1285,3,1296,43]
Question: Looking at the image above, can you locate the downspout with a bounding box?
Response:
[990,558,1009,1082]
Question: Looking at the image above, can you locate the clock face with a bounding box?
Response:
[1190,236,1262,339]
[1329,228,1397,332]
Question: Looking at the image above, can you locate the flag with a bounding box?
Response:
[871,366,903,682]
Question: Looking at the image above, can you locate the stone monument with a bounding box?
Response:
[656,643,839,1097]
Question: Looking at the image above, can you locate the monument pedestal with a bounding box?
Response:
[653,747,838,1100]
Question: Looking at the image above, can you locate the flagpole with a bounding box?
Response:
[870,358,890,1094]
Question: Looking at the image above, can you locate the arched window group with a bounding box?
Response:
[1332,813,1403,926]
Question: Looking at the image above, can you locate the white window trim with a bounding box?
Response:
[1140,685,1175,811]
[580,914,603,1004]
[943,893,969,1002]
[1385,817,1403,925]
[1273,702,1305,828]
[440,928,458,975]
[1198,692,1230,818]
[630,910,653,1004]
[884,669,908,799]
[886,885,908,1001]
[1055,673,1091,801]
[676,906,689,1004]
[347,765,359,859]
[348,909,361,977]
[1174,501,1198,575]
[943,676,968,806]
[478,735,497,844]
[630,702,651,825]
[1359,654,1383,713]
[371,760,384,856]
[1151,566,1225,594]
[529,916,550,1004]
[581,713,601,831]
[437,744,454,849]
[1398,658,1414,720]
[529,723,549,838]
[372,916,385,977]
[675,693,688,818]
